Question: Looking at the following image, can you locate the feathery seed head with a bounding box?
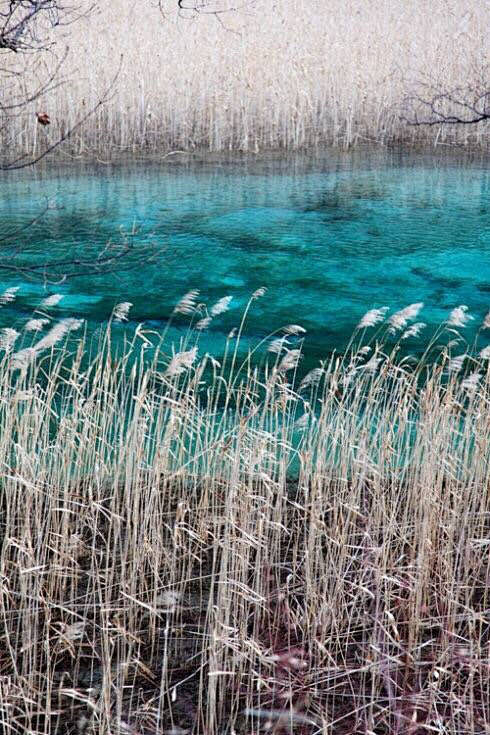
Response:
[252,287,267,300]
[363,355,383,374]
[0,328,19,353]
[195,316,212,330]
[24,318,50,332]
[0,287,20,305]
[356,346,372,358]
[461,372,481,393]
[268,336,290,354]
[278,348,302,372]
[40,294,64,308]
[388,302,424,333]
[357,306,388,329]
[174,290,200,315]
[401,322,426,340]
[282,324,306,335]
[299,367,324,391]
[210,295,232,316]
[165,346,198,376]
[447,353,467,374]
[11,347,38,371]
[34,318,84,351]
[447,305,473,328]
[112,302,133,322]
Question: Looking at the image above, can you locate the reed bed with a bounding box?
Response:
[1,290,490,734]
[3,0,489,156]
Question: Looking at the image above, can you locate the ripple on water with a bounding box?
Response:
[0,149,488,366]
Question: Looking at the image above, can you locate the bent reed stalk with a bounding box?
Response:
[1,292,490,733]
[3,0,489,156]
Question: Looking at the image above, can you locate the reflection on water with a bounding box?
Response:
[0,148,489,367]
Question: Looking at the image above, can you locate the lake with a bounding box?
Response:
[0,148,489,369]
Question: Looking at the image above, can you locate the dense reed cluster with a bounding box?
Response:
[3,0,489,156]
[1,288,490,734]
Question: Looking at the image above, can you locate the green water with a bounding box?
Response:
[0,148,489,367]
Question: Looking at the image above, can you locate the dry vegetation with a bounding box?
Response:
[1,290,490,734]
[3,0,490,155]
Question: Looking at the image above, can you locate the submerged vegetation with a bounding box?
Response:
[3,0,489,157]
[1,289,490,733]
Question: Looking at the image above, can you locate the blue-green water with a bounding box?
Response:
[0,149,489,367]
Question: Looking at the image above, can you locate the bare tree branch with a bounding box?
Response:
[0,4,155,283]
[0,56,122,171]
[157,0,256,29]
[0,198,52,243]
[0,220,157,284]
[402,69,490,127]
[0,2,107,171]
[0,1,94,54]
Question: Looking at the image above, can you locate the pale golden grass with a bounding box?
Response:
[1,293,490,733]
[4,0,490,156]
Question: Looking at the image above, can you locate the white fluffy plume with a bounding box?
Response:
[388,302,424,333]
[357,307,388,329]
[210,296,232,317]
[195,316,212,331]
[40,294,64,309]
[0,328,19,353]
[282,324,306,335]
[34,319,84,351]
[461,372,481,394]
[447,305,473,328]
[268,337,290,354]
[174,290,200,315]
[278,348,302,372]
[401,322,426,340]
[0,287,20,305]
[24,318,50,332]
[165,347,198,376]
[112,302,133,322]
[11,318,83,369]
[447,353,466,374]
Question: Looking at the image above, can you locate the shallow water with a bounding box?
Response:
[0,148,489,368]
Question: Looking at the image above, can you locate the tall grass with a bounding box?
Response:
[1,292,490,733]
[3,0,489,155]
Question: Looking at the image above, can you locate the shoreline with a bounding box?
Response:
[2,141,489,176]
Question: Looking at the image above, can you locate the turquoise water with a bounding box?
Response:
[0,149,489,368]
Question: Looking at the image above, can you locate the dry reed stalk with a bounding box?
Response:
[0,293,489,733]
[1,0,489,156]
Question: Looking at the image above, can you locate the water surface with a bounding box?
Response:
[0,148,489,367]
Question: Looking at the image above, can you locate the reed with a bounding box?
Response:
[3,0,489,156]
[1,291,490,733]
